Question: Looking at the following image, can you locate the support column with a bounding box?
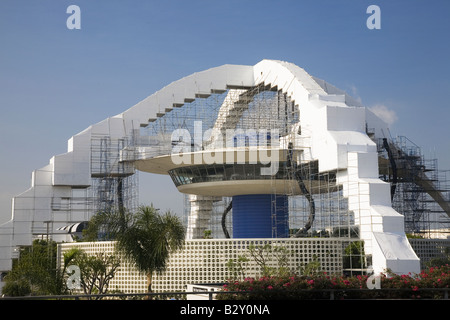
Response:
[186,195,215,239]
[232,194,289,238]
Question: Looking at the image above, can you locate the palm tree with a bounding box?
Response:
[115,205,185,295]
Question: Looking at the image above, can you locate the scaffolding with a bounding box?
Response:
[377,135,450,238]
[137,84,356,242]
[36,134,139,241]
[90,134,138,217]
[137,83,450,247]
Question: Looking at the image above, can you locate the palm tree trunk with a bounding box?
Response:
[146,272,153,300]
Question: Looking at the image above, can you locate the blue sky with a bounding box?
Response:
[1,0,449,223]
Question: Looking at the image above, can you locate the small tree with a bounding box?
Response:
[70,250,120,299]
[115,205,185,296]
[427,247,450,267]
[226,243,292,280]
[226,255,249,280]
[343,240,366,270]
[248,244,292,277]
[299,255,322,276]
[2,240,63,296]
[203,230,212,239]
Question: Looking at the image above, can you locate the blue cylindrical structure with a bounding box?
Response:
[232,194,289,238]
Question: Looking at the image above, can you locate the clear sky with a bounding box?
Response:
[1,0,449,224]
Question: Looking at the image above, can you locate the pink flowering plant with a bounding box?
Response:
[218,265,450,300]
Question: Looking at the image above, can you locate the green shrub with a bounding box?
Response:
[218,264,450,300]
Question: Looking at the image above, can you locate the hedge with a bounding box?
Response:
[218,265,450,300]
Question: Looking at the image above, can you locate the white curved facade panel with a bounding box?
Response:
[120,64,254,128]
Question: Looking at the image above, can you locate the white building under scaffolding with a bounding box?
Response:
[2,60,450,293]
